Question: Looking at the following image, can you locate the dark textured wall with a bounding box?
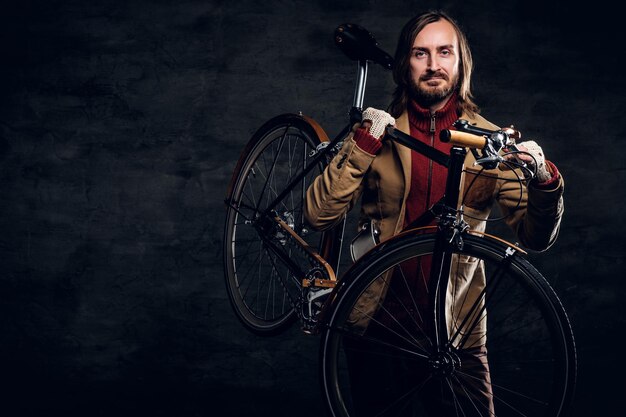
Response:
[0,0,623,416]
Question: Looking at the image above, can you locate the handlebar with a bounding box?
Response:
[440,119,519,150]
[439,130,487,149]
[440,120,522,170]
[385,120,522,170]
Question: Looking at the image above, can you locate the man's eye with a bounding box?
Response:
[441,49,451,56]
[414,51,426,58]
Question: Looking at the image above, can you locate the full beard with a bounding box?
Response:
[409,72,458,108]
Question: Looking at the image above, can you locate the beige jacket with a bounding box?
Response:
[304,109,564,344]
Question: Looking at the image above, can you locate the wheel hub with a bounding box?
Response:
[429,350,461,377]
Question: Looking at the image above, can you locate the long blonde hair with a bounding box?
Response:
[388,10,479,118]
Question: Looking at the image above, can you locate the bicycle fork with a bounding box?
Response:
[429,146,467,354]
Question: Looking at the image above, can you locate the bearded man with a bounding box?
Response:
[305,10,564,417]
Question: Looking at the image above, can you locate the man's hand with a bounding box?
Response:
[361,107,395,140]
[507,140,552,182]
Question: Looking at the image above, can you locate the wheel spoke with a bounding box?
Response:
[331,324,430,361]
[321,234,575,417]
[224,121,325,334]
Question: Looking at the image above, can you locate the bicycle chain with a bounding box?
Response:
[271,214,336,332]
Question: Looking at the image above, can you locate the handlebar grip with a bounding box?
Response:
[440,129,487,149]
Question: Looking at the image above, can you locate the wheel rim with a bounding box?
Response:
[322,235,575,417]
[225,122,324,333]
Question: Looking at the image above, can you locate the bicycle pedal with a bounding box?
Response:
[300,286,333,333]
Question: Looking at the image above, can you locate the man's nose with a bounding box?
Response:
[428,55,440,70]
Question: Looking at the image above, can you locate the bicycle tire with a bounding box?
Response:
[320,232,576,417]
[224,114,327,335]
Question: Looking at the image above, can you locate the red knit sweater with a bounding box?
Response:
[404,97,458,227]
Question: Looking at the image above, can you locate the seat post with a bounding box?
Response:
[352,60,368,110]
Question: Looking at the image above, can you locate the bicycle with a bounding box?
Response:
[223,23,576,417]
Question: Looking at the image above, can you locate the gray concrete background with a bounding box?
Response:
[0,0,623,416]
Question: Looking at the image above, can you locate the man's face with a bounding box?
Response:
[408,19,460,108]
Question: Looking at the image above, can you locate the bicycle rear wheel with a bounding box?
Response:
[224,114,327,335]
[320,233,576,417]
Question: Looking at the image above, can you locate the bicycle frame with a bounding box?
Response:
[225,24,577,415]
[229,57,516,346]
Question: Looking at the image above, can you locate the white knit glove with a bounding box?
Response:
[515,140,552,182]
[362,107,395,140]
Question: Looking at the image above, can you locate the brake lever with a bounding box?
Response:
[502,143,528,171]
[474,146,504,170]
[454,119,528,171]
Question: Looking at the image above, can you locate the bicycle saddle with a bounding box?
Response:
[334,23,394,70]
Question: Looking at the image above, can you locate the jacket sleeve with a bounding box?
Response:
[304,134,377,231]
[497,173,565,252]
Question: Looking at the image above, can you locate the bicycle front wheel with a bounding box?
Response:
[320,233,576,417]
[224,114,327,335]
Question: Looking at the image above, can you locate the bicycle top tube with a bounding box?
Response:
[384,127,450,168]
[258,118,513,220]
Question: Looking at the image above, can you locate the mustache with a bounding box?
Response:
[420,71,448,81]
